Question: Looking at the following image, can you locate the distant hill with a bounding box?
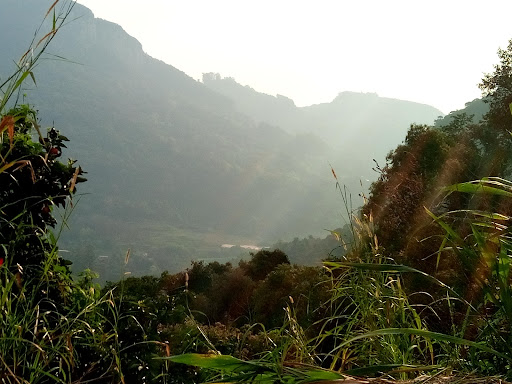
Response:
[203,74,443,179]
[272,225,353,266]
[1,0,445,280]
[434,98,489,127]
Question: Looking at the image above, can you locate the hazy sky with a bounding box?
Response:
[77,0,512,114]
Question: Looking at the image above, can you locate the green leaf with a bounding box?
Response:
[29,71,36,86]
[164,354,271,373]
[335,328,512,362]
[302,369,344,381]
[11,71,31,94]
[424,207,462,241]
[436,235,448,271]
[444,181,512,197]
[323,261,475,310]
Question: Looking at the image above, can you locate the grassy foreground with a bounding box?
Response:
[3,1,512,383]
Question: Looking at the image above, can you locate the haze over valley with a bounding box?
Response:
[7,3,512,381]
[2,1,449,281]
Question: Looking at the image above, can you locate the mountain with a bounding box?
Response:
[202,74,443,180]
[0,0,444,281]
[434,98,489,127]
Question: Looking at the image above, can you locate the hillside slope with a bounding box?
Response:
[1,1,444,279]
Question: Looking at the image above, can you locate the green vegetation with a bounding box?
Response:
[4,1,512,383]
[0,3,165,382]
[0,1,446,279]
[161,40,512,383]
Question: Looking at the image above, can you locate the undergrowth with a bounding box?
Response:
[168,174,512,382]
[4,1,512,383]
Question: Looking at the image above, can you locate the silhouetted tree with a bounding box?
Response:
[243,249,290,281]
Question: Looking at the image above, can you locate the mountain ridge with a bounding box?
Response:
[1,0,446,280]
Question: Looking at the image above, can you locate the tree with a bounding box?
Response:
[480,39,512,133]
[477,39,512,177]
[242,249,290,281]
[0,104,85,273]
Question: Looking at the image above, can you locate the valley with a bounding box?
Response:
[1,0,442,279]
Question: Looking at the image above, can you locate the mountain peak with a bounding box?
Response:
[333,91,379,102]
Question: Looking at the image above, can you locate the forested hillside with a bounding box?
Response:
[1,0,443,280]
[4,1,512,383]
[203,74,443,174]
[434,97,488,127]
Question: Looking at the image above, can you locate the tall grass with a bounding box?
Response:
[426,177,512,374]
[0,2,141,382]
[0,249,129,383]
[167,174,512,382]
[164,180,440,381]
[0,0,75,113]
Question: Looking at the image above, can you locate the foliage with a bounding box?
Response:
[0,3,143,382]
[166,39,512,383]
[241,249,290,281]
[252,264,330,328]
[7,2,512,383]
[0,106,153,382]
[272,229,349,265]
[0,104,85,274]
[480,39,512,134]
[0,251,158,383]
[166,353,346,384]
[425,178,512,374]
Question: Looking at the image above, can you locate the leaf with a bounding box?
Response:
[334,328,512,362]
[29,71,37,86]
[11,71,31,95]
[69,166,80,193]
[0,160,18,174]
[446,209,510,221]
[46,0,60,18]
[345,364,439,377]
[323,261,475,310]
[302,368,345,381]
[307,379,368,384]
[436,236,448,271]
[0,115,13,132]
[330,165,338,180]
[444,181,512,197]
[325,229,341,241]
[35,30,57,50]
[0,115,15,146]
[164,354,271,374]
[424,207,462,242]
[124,248,131,265]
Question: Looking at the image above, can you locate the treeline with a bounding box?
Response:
[111,249,330,330]
[6,2,512,382]
[102,249,332,382]
[273,225,351,265]
[161,40,512,381]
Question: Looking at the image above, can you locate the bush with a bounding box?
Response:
[0,105,85,274]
